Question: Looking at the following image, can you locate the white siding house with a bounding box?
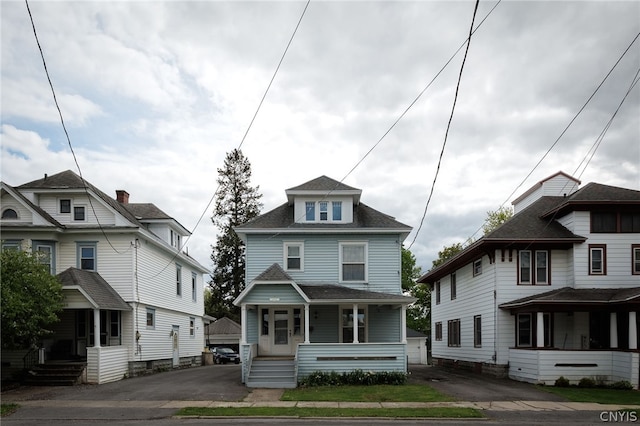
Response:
[233,176,415,387]
[419,171,640,387]
[1,170,209,384]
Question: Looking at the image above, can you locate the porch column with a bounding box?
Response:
[93,309,101,348]
[610,312,618,349]
[352,304,359,343]
[240,305,247,344]
[304,304,310,344]
[401,305,407,343]
[536,312,544,348]
[630,312,638,350]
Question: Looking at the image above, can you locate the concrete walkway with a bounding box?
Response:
[5,388,638,413]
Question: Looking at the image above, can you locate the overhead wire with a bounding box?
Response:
[406,0,481,251]
[25,0,129,256]
[458,30,640,248]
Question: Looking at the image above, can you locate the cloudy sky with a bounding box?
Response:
[2,0,639,274]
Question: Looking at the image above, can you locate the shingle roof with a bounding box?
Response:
[57,267,131,311]
[299,284,414,303]
[1,182,64,228]
[209,317,241,334]
[125,203,172,220]
[541,182,640,218]
[254,263,294,281]
[286,176,358,192]
[18,170,142,227]
[236,202,411,232]
[499,286,640,311]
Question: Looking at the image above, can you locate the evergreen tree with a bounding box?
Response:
[207,149,262,322]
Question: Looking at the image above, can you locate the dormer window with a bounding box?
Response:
[305,202,315,221]
[332,202,342,221]
[319,202,328,221]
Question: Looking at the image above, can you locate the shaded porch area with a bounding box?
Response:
[500,286,640,388]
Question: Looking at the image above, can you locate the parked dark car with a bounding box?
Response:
[212,347,240,364]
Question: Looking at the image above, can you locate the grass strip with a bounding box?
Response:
[1,403,19,417]
[539,386,640,405]
[282,384,454,402]
[176,406,483,418]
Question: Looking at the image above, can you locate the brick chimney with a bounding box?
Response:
[116,190,130,204]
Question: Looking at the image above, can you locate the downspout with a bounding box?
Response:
[493,249,498,364]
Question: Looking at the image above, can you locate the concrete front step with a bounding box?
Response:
[25,363,85,386]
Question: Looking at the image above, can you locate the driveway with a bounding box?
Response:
[408,364,566,402]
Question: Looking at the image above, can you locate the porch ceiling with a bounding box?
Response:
[58,267,131,311]
[499,286,640,312]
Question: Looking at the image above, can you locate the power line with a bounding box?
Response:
[25,0,128,256]
[407,0,481,250]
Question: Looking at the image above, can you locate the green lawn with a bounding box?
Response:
[281,384,454,402]
[540,386,640,405]
[1,404,19,417]
[176,406,483,418]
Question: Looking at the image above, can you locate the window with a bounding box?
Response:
[332,201,342,221]
[146,308,155,328]
[340,242,367,282]
[592,211,640,233]
[110,311,120,338]
[633,245,640,275]
[319,201,328,221]
[447,319,460,347]
[517,313,532,347]
[77,242,96,271]
[176,264,182,296]
[589,244,606,275]
[450,273,456,300]
[519,250,550,284]
[261,309,269,335]
[2,208,18,219]
[435,322,442,341]
[34,242,55,274]
[473,258,482,276]
[305,202,315,221]
[189,317,195,337]
[59,199,71,214]
[2,240,21,251]
[435,281,441,305]
[284,242,303,271]
[474,315,482,347]
[191,272,197,302]
[341,307,366,343]
[73,206,86,221]
[293,308,301,336]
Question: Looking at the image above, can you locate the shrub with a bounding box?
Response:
[578,377,596,388]
[610,380,634,390]
[299,369,407,387]
[554,376,570,387]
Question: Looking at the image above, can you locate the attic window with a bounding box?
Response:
[1,208,18,219]
[60,199,71,214]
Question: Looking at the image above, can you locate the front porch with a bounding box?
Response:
[509,348,640,387]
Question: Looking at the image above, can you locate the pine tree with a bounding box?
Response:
[207,149,262,322]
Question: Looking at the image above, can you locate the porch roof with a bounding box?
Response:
[58,267,131,311]
[499,286,640,312]
[299,284,415,304]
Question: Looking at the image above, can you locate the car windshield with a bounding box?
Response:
[218,348,233,354]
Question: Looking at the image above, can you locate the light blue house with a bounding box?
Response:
[233,176,415,388]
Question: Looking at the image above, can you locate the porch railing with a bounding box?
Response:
[23,347,40,370]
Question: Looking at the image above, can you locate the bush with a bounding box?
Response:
[299,369,408,387]
[610,380,633,390]
[554,376,570,387]
[578,377,596,388]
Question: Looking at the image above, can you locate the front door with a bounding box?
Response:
[272,309,291,355]
[172,325,179,367]
[258,307,302,356]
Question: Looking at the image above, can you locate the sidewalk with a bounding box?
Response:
[4,388,639,413]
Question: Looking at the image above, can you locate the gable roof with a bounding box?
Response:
[541,182,640,218]
[18,170,143,227]
[208,317,241,335]
[254,263,295,281]
[57,267,131,311]
[1,182,64,228]
[285,176,362,205]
